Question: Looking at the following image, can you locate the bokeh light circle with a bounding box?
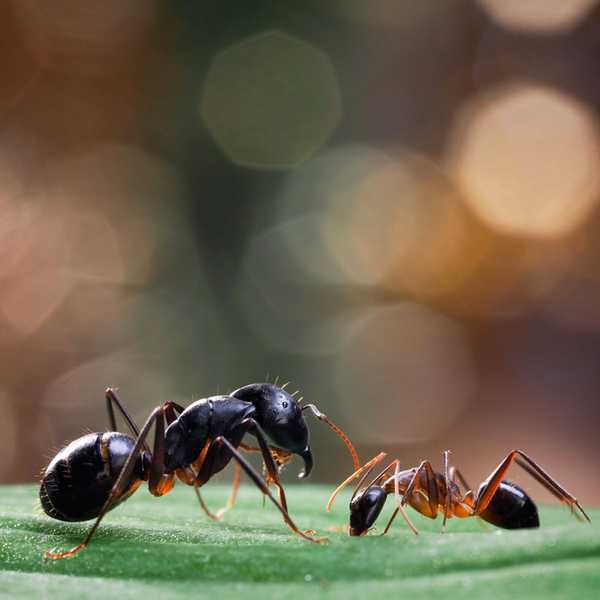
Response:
[477,0,598,33]
[448,83,600,238]
[277,144,490,297]
[333,303,477,444]
[201,30,342,168]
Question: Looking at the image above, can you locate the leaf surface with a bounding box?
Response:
[1,484,598,598]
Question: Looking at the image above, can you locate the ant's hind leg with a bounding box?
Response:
[474,450,590,522]
[44,405,168,560]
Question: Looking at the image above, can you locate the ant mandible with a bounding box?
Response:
[327,450,590,536]
[40,383,360,559]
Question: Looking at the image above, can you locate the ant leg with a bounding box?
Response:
[214,436,327,543]
[381,460,418,536]
[449,466,471,492]
[44,405,168,560]
[187,465,220,521]
[364,458,400,490]
[326,453,387,512]
[105,389,182,454]
[349,454,389,502]
[105,388,140,436]
[302,404,360,471]
[214,463,242,520]
[513,456,588,522]
[186,416,292,520]
[194,419,285,522]
[401,461,440,520]
[474,450,590,522]
[442,450,451,532]
[448,467,489,530]
[148,402,181,497]
[183,437,222,521]
[382,508,400,535]
[241,418,290,512]
[181,445,241,522]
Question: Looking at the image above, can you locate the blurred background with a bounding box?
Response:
[1,1,600,504]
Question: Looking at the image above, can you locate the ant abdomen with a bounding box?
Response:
[477,480,540,529]
[40,432,145,522]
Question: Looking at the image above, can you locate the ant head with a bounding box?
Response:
[349,486,387,536]
[231,383,313,477]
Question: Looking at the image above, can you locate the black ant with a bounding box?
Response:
[40,383,359,559]
[327,450,590,536]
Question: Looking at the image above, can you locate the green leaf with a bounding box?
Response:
[1,484,598,598]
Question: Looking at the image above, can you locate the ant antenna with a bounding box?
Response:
[326,453,387,512]
[302,404,360,471]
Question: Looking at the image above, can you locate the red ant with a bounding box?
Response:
[327,450,590,536]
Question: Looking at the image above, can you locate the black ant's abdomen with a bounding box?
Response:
[40,432,144,522]
[478,480,540,529]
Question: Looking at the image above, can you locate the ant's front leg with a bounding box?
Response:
[379,460,419,536]
[185,418,290,521]
[241,418,290,512]
[401,461,440,520]
[213,436,327,544]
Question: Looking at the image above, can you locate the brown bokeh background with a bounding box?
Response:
[1,2,600,504]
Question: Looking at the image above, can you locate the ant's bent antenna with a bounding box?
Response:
[302,404,360,472]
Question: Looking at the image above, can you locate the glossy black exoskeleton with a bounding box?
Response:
[41,384,359,559]
[40,432,147,522]
[164,383,316,484]
[348,486,387,536]
[477,480,539,529]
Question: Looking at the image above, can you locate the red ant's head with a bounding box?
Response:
[349,486,387,536]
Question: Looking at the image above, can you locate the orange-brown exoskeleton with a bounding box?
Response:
[327,450,590,536]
